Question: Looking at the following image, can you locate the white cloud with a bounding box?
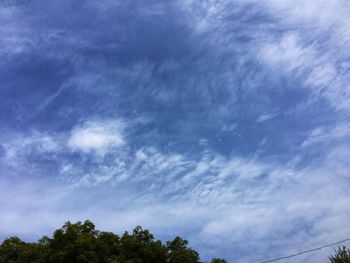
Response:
[67,120,125,156]
[300,122,350,163]
[258,0,350,111]
[180,0,350,113]
[256,111,278,123]
[1,1,350,262]
[264,0,350,36]
[0,131,59,168]
[2,128,350,262]
[260,34,310,72]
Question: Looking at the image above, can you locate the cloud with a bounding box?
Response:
[1,124,350,262]
[0,130,60,169]
[301,122,350,148]
[9,144,350,262]
[1,0,350,262]
[257,0,350,111]
[256,111,278,123]
[67,120,125,156]
[260,34,311,72]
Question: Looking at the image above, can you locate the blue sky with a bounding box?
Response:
[1,0,350,262]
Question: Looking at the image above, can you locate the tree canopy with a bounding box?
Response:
[1,220,348,263]
[0,220,227,263]
[329,246,350,263]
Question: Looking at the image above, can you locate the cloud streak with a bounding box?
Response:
[67,120,125,156]
[1,0,350,262]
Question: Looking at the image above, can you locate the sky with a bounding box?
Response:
[1,0,350,262]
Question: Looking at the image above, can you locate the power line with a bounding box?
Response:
[258,237,350,263]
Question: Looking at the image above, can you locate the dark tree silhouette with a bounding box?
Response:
[329,246,350,263]
[0,220,227,263]
[210,259,228,263]
[166,236,200,263]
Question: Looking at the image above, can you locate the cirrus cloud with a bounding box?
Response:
[67,120,125,156]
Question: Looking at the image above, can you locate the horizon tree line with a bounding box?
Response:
[0,220,348,263]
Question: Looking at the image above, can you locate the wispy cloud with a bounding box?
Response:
[67,120,125,156]
[2,131,349,262]
[256,111,279,123]
[0,130,60,169]
[1,0,350,262]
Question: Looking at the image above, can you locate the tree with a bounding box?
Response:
[166,236,200,263]
[0,237,43,263]
[0,237,26,263]
[119,226,167,263]
[0,220,226,263]
[329,246,350,263]
[210,258,228,263]
[47,220,100,262]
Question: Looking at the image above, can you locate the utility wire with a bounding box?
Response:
[258,237,350,263]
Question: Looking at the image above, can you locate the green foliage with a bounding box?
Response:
[166,237,200,263]
[0,220,226,263]
[0,237,43,263]
[329,246,350,263]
